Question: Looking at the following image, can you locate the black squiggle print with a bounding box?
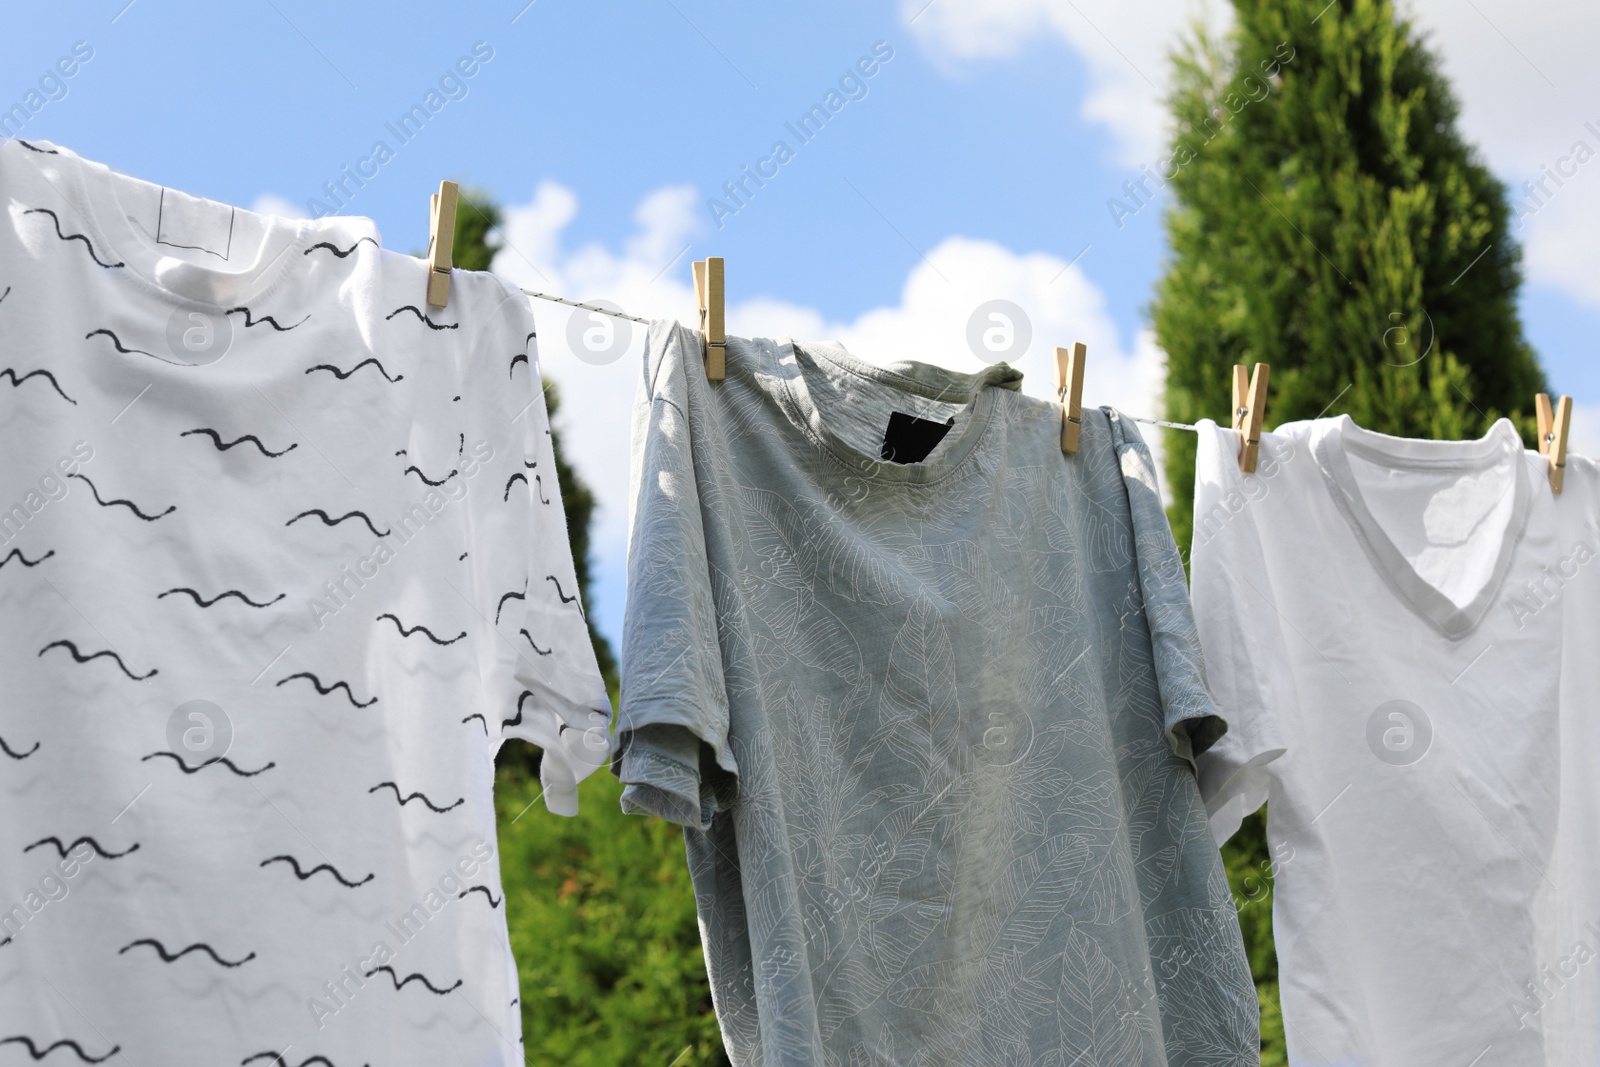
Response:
[22,208,123,268]
[386,305,458,330]
[39,639,158,680]
[364,964,462,995]
[461,713,487,734]
[275,672,376,708]
[259,855,374,888]
[0,285,9,304]
[24,835,139,860]
[84,327,155,359]
[227,306,307,331]
[0,1036,121,1063]
[368,781,464,813]
[520,630,552,656]
[376,613,464,646]
[1,736,40,759]
[503,690,536,731]
[16,140,58,154]
[141,751,275,777]
[458,885,502,908]
[534,473,551,504]
[0,548,54,570]
[305,359,403,383]
[495,580,528,625]
[119,938,256,968]
[160,587,285,609]
[1,367,76,405]
[240,1055,349,1067]
[546,575,582,613]
[67,473,175,521]
[404,464,455,486]
[304,237,378,258]
[286,509,390,538]
[181,428,297,457]
[503,472,527,501]
[509,352,527,378]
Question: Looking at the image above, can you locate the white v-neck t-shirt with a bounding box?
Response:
[1190,415,1600,1066]
[0,140,610,1065]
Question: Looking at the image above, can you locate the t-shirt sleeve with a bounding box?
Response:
[1106,410,1228,764]
[1188,419,1291,844]
[458,283,612,817]
[614,321,737,830]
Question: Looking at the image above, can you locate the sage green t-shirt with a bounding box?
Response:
[617,322,1258,1066]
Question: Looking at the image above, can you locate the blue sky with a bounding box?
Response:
[7,0,1598,648]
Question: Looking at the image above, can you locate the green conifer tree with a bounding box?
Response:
[1151,3,1546,1061]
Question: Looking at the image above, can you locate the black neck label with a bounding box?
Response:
[880,412,955,464]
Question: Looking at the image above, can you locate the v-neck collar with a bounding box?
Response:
[1312,415,1532,640]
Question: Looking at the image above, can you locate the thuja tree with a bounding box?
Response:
[448,190,726,1064]
[1155,0,1546,553]
[1150,1,1545,1061]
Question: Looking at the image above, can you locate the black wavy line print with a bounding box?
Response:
[376,613,464,646]
[259,855,374,888]
[503,472,527,502]
[181,428,297,457]
[142,751,275,777]
[458,885,502,908]
[508,352,527,378]
[502,690,537,731]
[39,639,157,681]
[0,548,55,569]
[460,713,487,734]
[520,630,551,656]
[304,237,378,258]
[119,937,256,968]
[0,285,9,304]
[364,964,462,995]
[85,327,155,360]
[495,579,528,625]
[67,473,175,521]
[534,473,551,504]
[227,306,307,331]
[368,781,463,814]
[546,575,582,615]
[240,1055,353,1067]
[275,672,376,708]
[0,1036,121,1063]
[286,508,390,538]
[386,305,457,330]
[24,835,139,860]
[1,736,40,759]
[16,140,58,154]
[305,359,403,383]
[404,464,455,486]
[22,208,123,268]
[1,367,76,405]
[160,586,285,609]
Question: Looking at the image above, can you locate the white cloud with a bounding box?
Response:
[899,0,1230,165]
[489,182,1165,569]
[249,194,307,219]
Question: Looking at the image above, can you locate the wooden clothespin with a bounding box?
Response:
[1232,363,1270,473]
[425,180,459,309]
[692,257,726,381]
[1055,343,1086,454]
[1536,392,1572,494]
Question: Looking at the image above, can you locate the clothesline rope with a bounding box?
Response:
[523,290,1201,432]
[522,289,653,325]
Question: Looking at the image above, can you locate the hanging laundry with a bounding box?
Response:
[1190,415,1600,1065]
[616,323,1260,1065]
[0,141,611,1065]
